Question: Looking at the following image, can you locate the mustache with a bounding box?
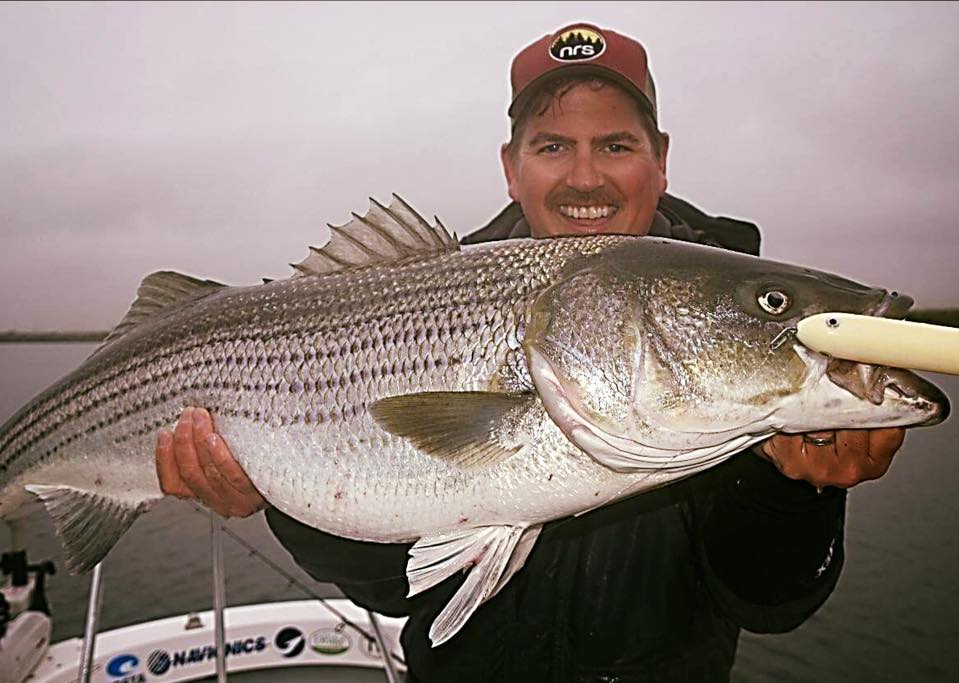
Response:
[548,188,623,206]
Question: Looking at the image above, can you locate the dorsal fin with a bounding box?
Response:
[290,194,459,277]
[92,271,226,355]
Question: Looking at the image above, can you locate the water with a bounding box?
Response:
[733,382,959,682]
[1,344,957,682]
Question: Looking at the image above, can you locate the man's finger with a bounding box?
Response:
[205,431,264,499]
[173,408,231,516]
[155,430,195,498]
[762,433,842,489]
[834,429,867,459]
[192,408,266,517]
[869,427,906,458]
[800,430,839,461]
[205,433,267,516]
[861,427,904,480]
[756,435,795,476]
[190,408,232,500]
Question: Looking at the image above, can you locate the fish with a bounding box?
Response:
[0,195,949,645]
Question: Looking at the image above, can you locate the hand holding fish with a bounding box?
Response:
[155,407,267,518]
[758,428,906,490]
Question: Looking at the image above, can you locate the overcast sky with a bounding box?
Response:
[2,1,957,331]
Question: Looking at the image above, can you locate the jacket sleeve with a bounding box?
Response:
[264,507,415,618]
[691,451,846,633]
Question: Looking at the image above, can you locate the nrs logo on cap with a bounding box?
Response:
[549,26,606,62]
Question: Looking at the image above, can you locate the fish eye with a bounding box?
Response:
[758,289,791,315]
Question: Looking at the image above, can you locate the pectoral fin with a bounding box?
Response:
[370,391,535,467]
[26,485,158,573]
[407,524,542,646]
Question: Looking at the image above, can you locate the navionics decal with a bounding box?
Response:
[146,637,268,675]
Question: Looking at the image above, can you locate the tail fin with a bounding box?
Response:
[25,485,158,572]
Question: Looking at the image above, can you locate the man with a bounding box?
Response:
[156,23,905,681]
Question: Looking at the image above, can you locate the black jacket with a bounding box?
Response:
[266,193,845,682]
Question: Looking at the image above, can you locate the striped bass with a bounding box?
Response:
[0,196,949,645]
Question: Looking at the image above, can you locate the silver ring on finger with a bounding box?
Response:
[803,435,835,447]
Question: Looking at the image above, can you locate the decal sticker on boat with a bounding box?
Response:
[309,626,351,655]
[106,654,139,678]
[144,637,268,675]
[274,626,305,658]
[147,649,171,676]
[362,635,383,659]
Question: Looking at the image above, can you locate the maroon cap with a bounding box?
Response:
[509,23,657,121]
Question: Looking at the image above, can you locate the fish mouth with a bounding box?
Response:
[883,368,950,425]
[869,289,914,319]
[822,289,949,423]
[826,361,950,424]
[824,290,911,403]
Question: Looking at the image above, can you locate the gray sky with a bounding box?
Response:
[2,1,958,331]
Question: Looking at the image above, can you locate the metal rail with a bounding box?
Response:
[195,505,406,670]
[211,512,228,683]
[78,562,104,683]
[368,610,401,683]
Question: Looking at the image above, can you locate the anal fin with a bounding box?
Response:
[407,524,542,647]
[490,525,541,599]
[26,485,157,573]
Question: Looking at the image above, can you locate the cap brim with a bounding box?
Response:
[508,64,656,121]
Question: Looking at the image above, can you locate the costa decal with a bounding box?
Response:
[550,26,606,62]
[107,654,139,677]
[275,626,305,658]
[309,627,351,655]
[106,653,145,682]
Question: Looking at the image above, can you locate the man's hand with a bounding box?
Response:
[758,428,906,490]
[155,407,268,517]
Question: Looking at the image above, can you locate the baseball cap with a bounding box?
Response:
[508,23,657,122]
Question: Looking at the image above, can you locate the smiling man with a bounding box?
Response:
[501,34,668,239]
[503,81,666,237]
[157,23,905,682]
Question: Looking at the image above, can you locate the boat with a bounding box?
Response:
[21,599,406,683]
[2,551,407,683]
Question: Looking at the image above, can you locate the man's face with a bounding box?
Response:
[502,83,669,238]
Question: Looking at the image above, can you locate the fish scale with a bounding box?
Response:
[0,196,948,646]
[0,232,615,519]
